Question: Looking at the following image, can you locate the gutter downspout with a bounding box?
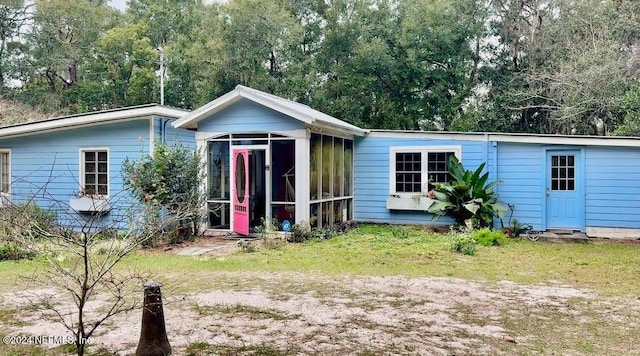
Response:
[162,118,171,144]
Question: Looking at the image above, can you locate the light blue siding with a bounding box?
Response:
[154,117,196,148]
[0,120,153,227]
[197,99,304,132]
[353,135,491,225]
[496,143,544,230]
[585,147,640,228]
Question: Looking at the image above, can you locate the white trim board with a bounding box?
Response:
[0,105,188,140]
[369,130,640,148]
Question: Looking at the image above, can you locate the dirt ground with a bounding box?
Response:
[2,240,639,355]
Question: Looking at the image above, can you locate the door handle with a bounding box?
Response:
[546,188,551,196]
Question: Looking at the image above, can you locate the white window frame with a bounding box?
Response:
[79,147,110,197]
[389,146,461,197]
[0,149,11,204]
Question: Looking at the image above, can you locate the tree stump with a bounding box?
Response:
[136,281,171,356]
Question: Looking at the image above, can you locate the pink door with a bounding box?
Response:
[232,149,250,235]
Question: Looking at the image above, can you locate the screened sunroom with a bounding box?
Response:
[172,85,366,235]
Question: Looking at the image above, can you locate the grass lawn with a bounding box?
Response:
[1,224,639,355]
[117,224,640,296]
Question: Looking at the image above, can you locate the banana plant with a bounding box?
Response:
[427,155,506,228]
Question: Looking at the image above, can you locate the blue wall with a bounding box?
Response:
[197,99,304,132]
[155,117,196,148]
[585,146,640,228]
[495,143,544,230]
[355,135,640,231]
[498,143,640,230]
[353,135,491,225]
[0,118,195,229]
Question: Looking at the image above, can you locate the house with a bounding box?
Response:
[175,85,640,239]
[355,131,640,239]
[3,86,640,239]
[0,104,193,227]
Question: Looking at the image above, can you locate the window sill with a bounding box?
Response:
[70,196,111,213]
[386,196,434,211]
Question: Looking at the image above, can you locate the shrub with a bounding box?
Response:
[0,201,58,240]
[509,219,531,238]
[0,242,37,261]
[472,228,507,246]
[451,233,477,256]
[255,217,280,237]
[288,220,358,243]
[238,239,257,253]
[289,221,312,243]
[122,140,206,244]
[427,155,506,228]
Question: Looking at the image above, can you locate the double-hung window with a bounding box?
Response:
[0,149,10,198]
[390,146,461,196]
[81,149,109,196]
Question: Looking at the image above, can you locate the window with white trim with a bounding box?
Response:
[0,150,10,194]
[81,149,109,196]
[390,146,461,195]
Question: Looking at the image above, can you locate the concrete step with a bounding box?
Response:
[542,230,589,243]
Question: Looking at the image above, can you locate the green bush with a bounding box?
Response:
[451,233,477,256]
[122,140,206,244]
[289,221,312,242]
[0,242,37,261]
[288,221,357,243]
[0,201,58,240]
[427,155,506,228]
[238,240,257,253]
[472,228,507,246]
[509,219,531,238]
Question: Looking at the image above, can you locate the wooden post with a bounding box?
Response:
[135,281,171,356]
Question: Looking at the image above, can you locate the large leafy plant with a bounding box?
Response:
[427,155,506,228]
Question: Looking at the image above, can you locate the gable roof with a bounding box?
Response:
[0,104,188,139]
[172,85,368,136]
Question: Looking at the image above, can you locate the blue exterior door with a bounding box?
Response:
[545,150,582,229]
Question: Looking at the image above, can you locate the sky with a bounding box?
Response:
[108,0,127,11]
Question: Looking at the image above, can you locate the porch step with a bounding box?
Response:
[542,230,589,243]
[547,229,577,235]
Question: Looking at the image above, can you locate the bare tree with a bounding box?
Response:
[1,173,201,356]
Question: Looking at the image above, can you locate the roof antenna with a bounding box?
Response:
[157,47,165,105]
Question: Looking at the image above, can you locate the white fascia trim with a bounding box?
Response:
[389,145,462,198]
[309,126,357,140]
[370,130,488,141]
[369,130,640,148]
[172,90,244,129]
[311,121,367,137]
[488,134,640,147]
[0,106,188,140]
